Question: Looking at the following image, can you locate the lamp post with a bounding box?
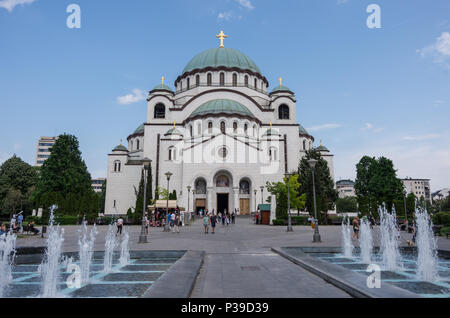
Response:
[403,190,408,221]
[187,185,191,223]
[139,158,152,243]
[164,172,173,232]
[285,173,293,232]
[254,189,257,223]
[192,190,196,218]
[260,186,264,205]
[308,159,321,242]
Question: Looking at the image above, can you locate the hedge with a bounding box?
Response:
[432,212,450,227]
[272,216,310,226]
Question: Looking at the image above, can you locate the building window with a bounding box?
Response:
[218,147,228,159]
[190,125,193,137]
[207,73,212,86]
[244,124,248,135]
[220,73,225,86]
[195,179,206,194]
[244,75,249,86]
[169,147,176,161]
[303,140,306,150]
[136,139,140,150]
[113,200,116,208]
[154,103,166,119]
[278,104,290,120]
[253,125,256,137]
[239,180,250,194]
[187,78,190,89]
[232,73,237,86]
[208,122,213,134]
[180,81,183,91]
[220,121,226,134]
[269,148,278,161]
[233,122,238,134]
[254,78,257,89]
[130,140,133,150]
[196,75,200,86]
[216,175,230,187]
[114,161,121,172]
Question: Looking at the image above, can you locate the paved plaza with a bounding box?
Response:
[14,217,450,298]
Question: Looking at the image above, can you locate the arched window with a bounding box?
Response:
[269,147,278,161]
[233,122,238,134]
[239,180,250,194]
[187,78,190,89]
[136,139,140,150]
[278,104,290,120]
[190,125,193,137]
[220,121,226,134]
[195,179,206,194]
[196,75,200,86]
[232,73,237,86]
[180,81,183,91]
[244,75,249,86]
[253,125,256,137]
[208,122,213,134]
[154,103,166,119]
[254,78,257,89]
[303,140,306,150]
[130,140,133,150]
[220,73,225,86]
[169,147,176,161]
[114,160,121,172]
[216,175,230,187]
[244,124,248,135]
[207,73,212,86]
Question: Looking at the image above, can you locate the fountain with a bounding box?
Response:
[103,224,117,273]
[78,221,97,284]
[119,230,130,267]
[0,230,16,297]
[341,215,353,258]
[379,205,402,271]
[359,217,373,264]
[38,205,65,297]
[415,206,439,282]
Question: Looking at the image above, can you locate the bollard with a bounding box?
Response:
[41,225,47,238]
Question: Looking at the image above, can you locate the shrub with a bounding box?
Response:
[432,212,450,226]
[272,216,309,226]
[54,215,79,225]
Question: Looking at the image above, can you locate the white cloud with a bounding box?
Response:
[417,32,450,68]
[403,134,441,141]
[235,0,254,10]
[218,11,233,21]
[306,123,342,132]
[0,0,35,12]
[117,89,146,105]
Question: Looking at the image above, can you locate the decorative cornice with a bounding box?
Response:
[183,112,262,125]
[271,95,296,103]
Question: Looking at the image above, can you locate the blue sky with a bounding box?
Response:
[0,0,449,191]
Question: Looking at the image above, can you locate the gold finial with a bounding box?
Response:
[120,139,123,145]
[161,76,165,85]
[320,140,323,146]
[216,30,228,48]
[173,121,176,129]
[279,77,283,86]
[270,121,272,129]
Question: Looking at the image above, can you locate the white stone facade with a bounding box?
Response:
[104,44,334,216]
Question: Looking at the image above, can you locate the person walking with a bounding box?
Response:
[173,214,181,234]
[170,211,176,232]
[117,217,124,235]
[145,216,150,235]
[210,213,217,234]
[17,212,24,233]
[226,213,230,227]
[203,213,210,234]
[232,210,236,224]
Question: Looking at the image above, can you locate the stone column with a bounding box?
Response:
[207,187,213,213]
[270,194,277,224]
[233,187,239,213]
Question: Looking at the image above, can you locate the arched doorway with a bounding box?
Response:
[194,178,207,214]
[213,171,233,215]
[239,178,251,215]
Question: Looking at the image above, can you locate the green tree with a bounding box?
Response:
[2,188,22,216]
[134,167,153,217]
[336,196,358,213]
[298,150,337,223]
[156,186,169,200]
[34,134,92,201]
[266,174,306,219]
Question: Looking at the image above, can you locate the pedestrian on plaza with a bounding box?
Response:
[352,217,360,239]
[117,217,124,235]
[232,210,236,224]
[210,213,217,234]
[17,212,24,233]
[173,214,181,234]
[145,216,150,235]
[170,211,176,232]
[0,223,6,236]
[226,214,230,227]
[10,214,17,232]
[203,212,210,234]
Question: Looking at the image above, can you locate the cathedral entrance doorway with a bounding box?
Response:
[240,198,250,215]
[217,194,229,214]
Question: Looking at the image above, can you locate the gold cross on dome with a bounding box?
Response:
[270,121,273,129]
[173,121,176,129]
[279,77,283,86]
[216,30,228,48]
[161,76,165,85]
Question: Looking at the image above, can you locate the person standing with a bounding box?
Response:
[170,211,176,232]
[352,217,360,239]
[232,210,236,224]
[226,213,230,227]
[117,217,124,235]
[203,213,210,234]
[173,214,180,234]
[145,216,150,235]
[17,212,24,233]
[210,213,217,234]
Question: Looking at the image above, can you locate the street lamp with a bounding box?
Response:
[260,186,264,205]
[139,158,152,243]
[403,190,408,224]
[285,173,293,232]
[187,185,191,223]
[164,172,173,232]
[308,159,321,242]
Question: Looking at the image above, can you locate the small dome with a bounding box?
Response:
[164,128,183,136]
[113,144,128,152]
[316,144,329,152]
[262,129,281,137]
[183,47,262,75]
[151,83,173,93]
[134,124,144,134]
[270,85,293,95]
[298,124,310,136]
[188,99,256,120]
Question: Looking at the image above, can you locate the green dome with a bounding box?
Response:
[165,128,183,136]
[113,144,128,152]
[298,124,309,135]
[316,144,329,152]
[262,129,281,137]
[134,124,144,134]
[183,48,261,75]
[152,83,173,92]
[270,85,293,94]
[188,99,255,119]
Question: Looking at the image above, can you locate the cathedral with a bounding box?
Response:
[104,31,334,217]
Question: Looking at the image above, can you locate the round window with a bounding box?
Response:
[218,147,228,159]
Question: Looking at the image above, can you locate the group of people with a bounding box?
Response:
[0,212,40,236]
[201,209,236,234]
